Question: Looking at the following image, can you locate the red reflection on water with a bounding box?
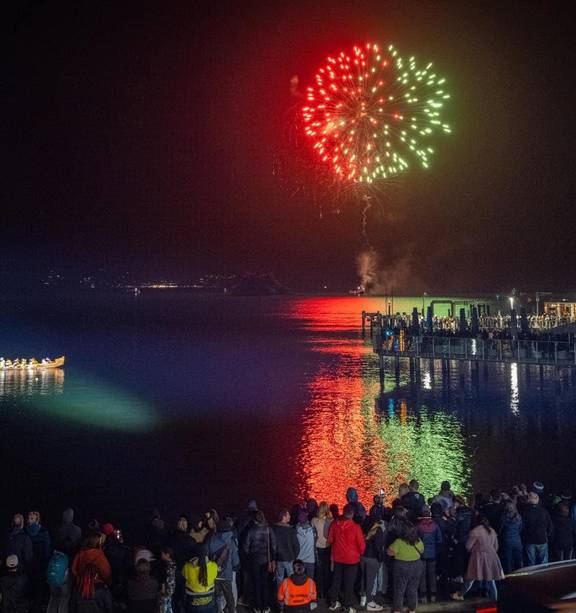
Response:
[286,297,391,505]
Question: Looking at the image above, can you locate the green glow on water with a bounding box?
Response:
[33,375,159,432]
[377,405,470,499]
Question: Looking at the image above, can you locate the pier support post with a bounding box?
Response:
[362,311,366,338]
[379,352,385,393]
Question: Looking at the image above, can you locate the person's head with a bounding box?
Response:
[392,506,408,521]
[346,487,359,504]
[528,492,540,505]
[101,523,115,538]
[190,515,203,532]
[297,510,309,526]
[135,558,151,579]
[247,500,258,512]
[217,517,234,533]
[453,495,466,508]
[292,559,306,576]
[6,555,19,572]
[87,518,100,533]
[318,502,330,520]
[372,494,383,507]
[476,514,492,533]
[342,504,354,520]
[305,499,318,517]
[329,504,339,520]
[557,502,570,518]
[277,509,290,524]
[398,483,409,498]
[430,502,444,518]
[161,546,174,562]
[504,502,519,519]
[409,479,419,492]
[177,515,189,532]
[531,481,544,496]
[204,509,219,531]
[12,513,24,529]
[83,534,103,550]
[62,508,75,524]
[490,489,502,503]
[560,489,573,502]
[440,480,451,493]
[27,511,40,526]
[255,511,266,525]
[419,505,431,518]
[401,523,419,545]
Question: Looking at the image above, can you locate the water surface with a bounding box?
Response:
[1,294,575,526]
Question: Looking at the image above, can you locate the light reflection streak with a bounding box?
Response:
[510,363,519,415]
[0,369,64,397]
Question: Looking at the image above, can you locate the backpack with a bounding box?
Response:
[47,551,69,589]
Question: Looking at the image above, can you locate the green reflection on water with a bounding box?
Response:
[31,375,159,432]
[376,400,470,499]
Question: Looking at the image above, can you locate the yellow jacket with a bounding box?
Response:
[182,558,218,593]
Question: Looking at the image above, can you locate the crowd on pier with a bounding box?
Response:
[2,480,576,613]
[379,313,575,342]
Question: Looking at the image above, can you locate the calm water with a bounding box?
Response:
[1,293,576,526]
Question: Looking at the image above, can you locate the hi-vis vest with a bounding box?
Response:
[277,577,317,607]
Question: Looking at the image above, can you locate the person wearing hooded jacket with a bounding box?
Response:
[295,513,315,583]
[416,507,442,604]
[55,510,82,554]
[243,511,276,613]
[345,488,366,525]
[327,504,365,613]
[206,518,240,613]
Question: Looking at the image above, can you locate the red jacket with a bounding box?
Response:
[328,519,365,564]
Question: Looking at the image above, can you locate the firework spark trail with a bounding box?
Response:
[361,194,373,248]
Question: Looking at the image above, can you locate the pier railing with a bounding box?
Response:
[373,334,576,367]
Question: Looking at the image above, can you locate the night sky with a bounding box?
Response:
[5,1,576,291]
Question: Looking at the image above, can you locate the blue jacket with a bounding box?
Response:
[417,518,442,560]
[499,516,522,548]
[295,524,315,564]
[207,530,239,582]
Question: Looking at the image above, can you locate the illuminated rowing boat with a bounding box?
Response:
[0,356,65,370]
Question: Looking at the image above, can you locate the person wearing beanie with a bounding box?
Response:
[56,509,82,554]
[295,512,315,581]
[519,492,554,566]
[0,554,29,613]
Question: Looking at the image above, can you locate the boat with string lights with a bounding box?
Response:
[0,356,65,370]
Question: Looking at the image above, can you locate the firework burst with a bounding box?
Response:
[303,42,451,184]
